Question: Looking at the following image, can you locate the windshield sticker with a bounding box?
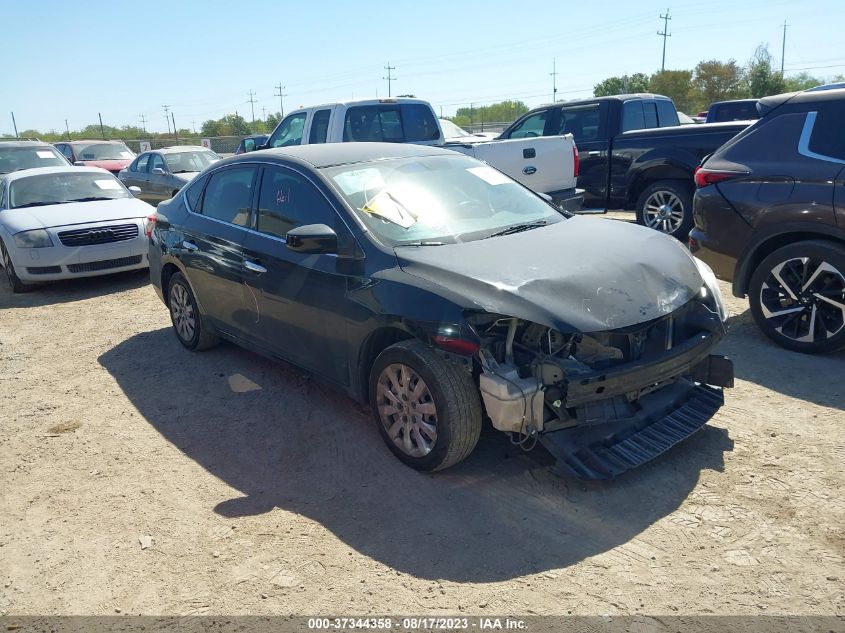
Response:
[467,166,511,185]
[333,168,385,195]
[36,151,56,159]
[361,190,417,228]
[94,179,122,190]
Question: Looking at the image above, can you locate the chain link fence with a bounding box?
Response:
[123,136,243,155]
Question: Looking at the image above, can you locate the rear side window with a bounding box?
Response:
[656,99,679,127]
[256,166,338,240]
[807,103,845,161]
[557,105,602,142]
[134,154,150,173]
[309,109,332,144]
[719,113,806,163]
[342,104,439,143]
[643,102,658,128]
[184,173,208,210]
[199,167,256,226]
[622,101,645,132]
[506,110,548,139]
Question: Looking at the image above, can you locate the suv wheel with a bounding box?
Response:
[370,340,482,472]
[167,272,219,351]
[1,240,33,293]
[636,179,694,240]
[749,240,845,354]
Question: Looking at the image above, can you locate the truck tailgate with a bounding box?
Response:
[446,135,577,195]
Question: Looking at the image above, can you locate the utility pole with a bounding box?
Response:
[10,112,18,138]
[261,106,267,121]
[247,90,257,125]
[274,83,287,116]
[470,103,474,127]
[658,9,671,72]
[65,119,71,140]
[781,20,789,75]
[171,112,178,143]
[98,112,106,139]
[550,58,559,102]
[139,114,148,133]
[383,62,396,97]
[192,120,197,134]
[162,104,172,135]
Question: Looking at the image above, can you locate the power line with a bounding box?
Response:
[247,90,257,124]
[274,83,287,116]
[383,62,396,98]
[658,9,672,72]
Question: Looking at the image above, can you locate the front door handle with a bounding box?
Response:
[182,240,199,251]
[587,151,601,157]
[244,260,267,274]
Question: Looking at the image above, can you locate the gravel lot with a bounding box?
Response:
[1,215,843,616]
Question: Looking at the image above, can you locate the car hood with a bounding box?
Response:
[77,159,133,171]
[2,198,153,233]
[394,217,705,332]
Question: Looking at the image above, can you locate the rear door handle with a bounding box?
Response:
[244,260,267,274]
[587,151,601,157]
[182,240,198,251]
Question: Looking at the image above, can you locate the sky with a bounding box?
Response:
[2,0,843,135]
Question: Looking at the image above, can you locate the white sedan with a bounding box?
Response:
[0,166,154,292]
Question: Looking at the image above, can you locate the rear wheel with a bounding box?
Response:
[748,241,845,354]
[167,272,219,350]
[635,179,694,240]
[370,340,482,472]
[1,240,33,293]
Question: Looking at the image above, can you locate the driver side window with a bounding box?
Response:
[270,113,307,147]
[506,111,548,139]
[134,154,150,173]
[150,154,166,173]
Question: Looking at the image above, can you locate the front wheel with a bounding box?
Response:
[369,340,482,472]
[1,240,33,293]
[167,272,219,351]
[635,179,694,240]
[748,240,845,354]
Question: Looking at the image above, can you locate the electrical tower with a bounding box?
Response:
[383,63,396,97]
[274,83,287,116]
[550,58,559,102]
[658,9,671,72]
[139,114,147,133]
[247,90,257,124]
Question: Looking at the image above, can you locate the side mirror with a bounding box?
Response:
[286,224,337,254]
[73,161,85,166]
[128,186,142,196]
[151,167,166,176]
[243,138,256,153]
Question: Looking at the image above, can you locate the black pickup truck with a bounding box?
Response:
[499,94,749,238]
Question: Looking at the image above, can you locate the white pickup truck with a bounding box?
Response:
[249,98,583,210]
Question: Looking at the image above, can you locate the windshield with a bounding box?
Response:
[9,172,131,208]
[323,155,563,246]
[439,119,473,138]
[74,143,135,161]
[0,146,67,173]
[164,150,219,173]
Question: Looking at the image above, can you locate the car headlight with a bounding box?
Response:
[13,229,53,248]
[694,256,727,322]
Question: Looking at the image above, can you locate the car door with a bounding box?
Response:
[122,153,147,191]
[555,102,609,208]
[240,164,355,384]
[180,165,258,336]
[836,166,845,228]
[148,153,171,204]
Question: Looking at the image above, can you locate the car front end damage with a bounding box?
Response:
[463,284,733,479]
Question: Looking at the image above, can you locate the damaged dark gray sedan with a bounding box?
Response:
[149,143,733,479]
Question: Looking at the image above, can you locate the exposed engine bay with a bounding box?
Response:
[465,295,734,475]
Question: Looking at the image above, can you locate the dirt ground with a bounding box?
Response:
[0,213,843,616]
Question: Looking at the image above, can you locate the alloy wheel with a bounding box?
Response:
[759,257,845,343]
[643,190,685,234]
[376,363,438,458]
[170,283,197,342]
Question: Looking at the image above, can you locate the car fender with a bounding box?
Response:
[625,153,696,205]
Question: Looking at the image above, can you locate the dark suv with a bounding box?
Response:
[690,87,845,353]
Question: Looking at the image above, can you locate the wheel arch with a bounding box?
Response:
[356,326,416,403]
[628,161,693,207]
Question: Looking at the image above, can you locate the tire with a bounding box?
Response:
[748,240,845,354]
[1,240,34,294]
[635,179,694,240]
[369,339,482,472]
[167,272,219,351]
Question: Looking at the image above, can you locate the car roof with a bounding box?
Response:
[0,140,55,148]
[146,146,211,154]
[758,86,845,115]
[526,93,672,112]
[65,139,127,145]
[223,142,459,169]
[1,165,113,184]
[709,99,758,106]
[289,97,431,112]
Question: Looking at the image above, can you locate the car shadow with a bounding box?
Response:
[0,268,149,308]
[722,307,845,410]
[98,327,733,583]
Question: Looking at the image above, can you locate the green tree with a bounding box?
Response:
[747,44,786,98]
[783,72,823,92]
[691,59,747,109]
[593,73,650,97]
[454,100,528,126]
[649,70,694,112]
[266,111,282,131]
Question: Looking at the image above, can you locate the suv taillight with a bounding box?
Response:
[144,214,157,238]
[572,145,580,178]
[694,166,747,188]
